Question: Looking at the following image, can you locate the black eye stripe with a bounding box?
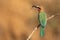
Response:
[32,5,41,9]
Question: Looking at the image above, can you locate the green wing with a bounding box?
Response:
[38,11,47,37]
[39,12,47,27]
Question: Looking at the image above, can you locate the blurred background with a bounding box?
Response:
[0,0,60,40]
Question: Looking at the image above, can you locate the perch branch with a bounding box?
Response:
[27,15,57,40]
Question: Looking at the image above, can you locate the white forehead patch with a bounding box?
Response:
[36,5,39,7]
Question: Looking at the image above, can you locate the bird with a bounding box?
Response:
[32,5,47,37]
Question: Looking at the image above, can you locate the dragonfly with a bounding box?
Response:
[27,5,58,40]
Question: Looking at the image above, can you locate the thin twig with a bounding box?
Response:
[47,15,55,20]
[27,27,37,40]
[27,15,58,40]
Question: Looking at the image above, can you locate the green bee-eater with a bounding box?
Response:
[32,5,47,37]
[39,11,47,37]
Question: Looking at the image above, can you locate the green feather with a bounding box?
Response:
[39,12,47,27]
[38,11,47,37]
[40,27,44,37]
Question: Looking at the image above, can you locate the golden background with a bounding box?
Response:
[0,0,60,40]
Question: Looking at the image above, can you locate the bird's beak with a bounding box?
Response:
[32,5,41,12]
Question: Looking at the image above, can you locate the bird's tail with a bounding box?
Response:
[40,27,45,37]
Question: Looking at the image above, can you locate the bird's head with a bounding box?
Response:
[32,5,41,12]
